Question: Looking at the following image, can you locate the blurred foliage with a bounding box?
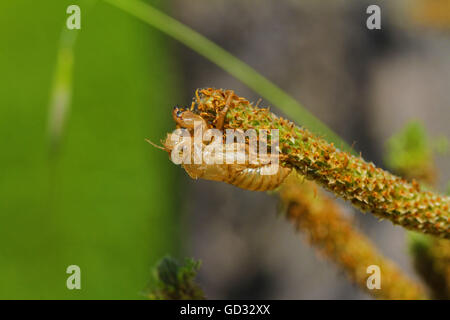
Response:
[384,121,448,185]
[280,177,427,300]
[147,256,205,300]
[408,232,450,299]
[0,0,180,298]
[386,121,450,299]
[385,121,432,174]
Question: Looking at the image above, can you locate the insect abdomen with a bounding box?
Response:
[228,166,292,191]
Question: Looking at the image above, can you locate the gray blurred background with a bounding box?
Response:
[170,0,450,299]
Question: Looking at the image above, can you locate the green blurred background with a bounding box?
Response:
[0,0,180,299]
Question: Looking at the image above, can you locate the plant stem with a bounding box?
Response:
[194,88,450,238]
[279,178,427,300]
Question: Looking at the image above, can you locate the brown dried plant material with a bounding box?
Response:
[279,177,427,300]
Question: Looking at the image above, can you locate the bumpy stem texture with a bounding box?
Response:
[192,88,450,238]
[279,177,427,300]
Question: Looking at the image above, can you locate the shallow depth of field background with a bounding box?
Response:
[0,0,449,299]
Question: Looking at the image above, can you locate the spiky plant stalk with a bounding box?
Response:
[191,88,450,238]
[279,177,427,300]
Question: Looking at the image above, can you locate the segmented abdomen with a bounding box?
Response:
[227,165,292,191]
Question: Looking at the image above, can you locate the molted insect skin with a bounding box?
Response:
[172,108,209,131]
[165,103,290,191]
[182,162,292,192]
[227,165,292,191]
[167,137,291,192]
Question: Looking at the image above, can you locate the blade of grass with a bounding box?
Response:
[47,0,97,154]
[103,0,354,154]
[47,28,77,154]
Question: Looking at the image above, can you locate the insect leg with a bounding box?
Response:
[215,90,234,130]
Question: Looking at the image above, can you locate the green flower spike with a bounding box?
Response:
[190,88,450,238]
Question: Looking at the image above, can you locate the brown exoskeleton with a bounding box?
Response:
[150,91,292,191]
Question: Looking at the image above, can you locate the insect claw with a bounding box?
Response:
[215,91,234,130]
[190,101,197,112]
